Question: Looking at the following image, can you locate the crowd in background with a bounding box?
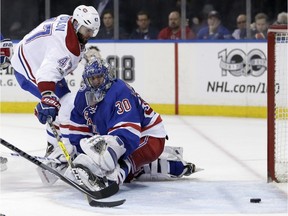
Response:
[1,0,287,40]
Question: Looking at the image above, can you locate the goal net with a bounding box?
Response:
[267,25,288,183]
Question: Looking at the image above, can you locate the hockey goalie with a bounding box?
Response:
[38,56,198,190]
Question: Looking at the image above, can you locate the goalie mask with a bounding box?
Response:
[72,5,100,44]
[83,58,116,105]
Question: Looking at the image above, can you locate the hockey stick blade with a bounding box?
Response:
[0,138,119,200]
[87,196,126,208]
[194,167,204,173]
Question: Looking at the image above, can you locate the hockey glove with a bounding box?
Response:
[0,38,13,70]
[34,92,61,124]
[80,135,126,171]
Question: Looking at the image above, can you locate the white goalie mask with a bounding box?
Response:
[73,5,100,37]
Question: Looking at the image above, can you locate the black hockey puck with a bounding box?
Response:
[250,198,261,203]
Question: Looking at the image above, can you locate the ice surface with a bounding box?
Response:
[0,114,287,216]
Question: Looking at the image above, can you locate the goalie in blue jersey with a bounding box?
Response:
[62,57,196,190]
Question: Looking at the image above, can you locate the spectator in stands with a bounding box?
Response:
[273,12,288,24]
[158,11,195,40]
[197,10,232,39]
[190,16,205,35]
[232,14,247,39]
[96,10,128,39]
[130,11,159,40]
[251,13,269,39]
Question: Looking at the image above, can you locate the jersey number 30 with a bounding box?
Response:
[115,99,131,114]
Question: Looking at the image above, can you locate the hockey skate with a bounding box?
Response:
[182,162,196,176]
[0,156,8,172]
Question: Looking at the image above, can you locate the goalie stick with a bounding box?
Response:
[0,138,125,207]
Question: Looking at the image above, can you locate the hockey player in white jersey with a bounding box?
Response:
[10,5,100,173]
[63,58,196,190]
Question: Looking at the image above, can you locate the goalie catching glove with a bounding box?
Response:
[34,91,61,124]
[79,135,126,171]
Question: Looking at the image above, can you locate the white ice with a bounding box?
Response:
[0,114,287,216]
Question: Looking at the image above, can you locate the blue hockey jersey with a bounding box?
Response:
[69,79,167,158]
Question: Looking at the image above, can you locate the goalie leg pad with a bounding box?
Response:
[135,146,196,181]
[72,153,105,178]
[36,166,59,185]
[37,141,75,185]
[67,154,131,186]
[64,154,105,191]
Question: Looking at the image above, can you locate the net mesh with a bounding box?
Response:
[274,31,288,182]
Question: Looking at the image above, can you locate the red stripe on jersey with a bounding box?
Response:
[69,125,91,133]
[142,115,163,132]
[59,124,69,128]
[66,18,80,56]
[109,122,141,133]
[20,45,36,83]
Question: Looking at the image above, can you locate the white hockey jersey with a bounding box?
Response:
[11,15,84,92]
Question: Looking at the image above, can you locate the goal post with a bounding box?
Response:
[267,25,288,183]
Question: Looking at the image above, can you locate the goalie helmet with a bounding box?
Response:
[72,5,100,37]
[83,58,116,104]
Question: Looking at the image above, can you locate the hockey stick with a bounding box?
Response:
[7,152,62,164]
[47,118,84,185]
[0,138,125,207]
